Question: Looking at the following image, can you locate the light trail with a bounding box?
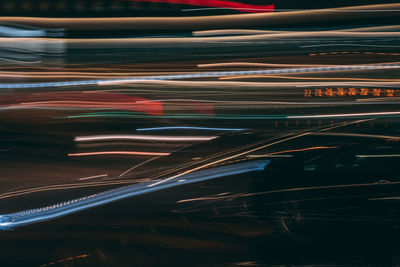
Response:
[148,132,312,188]
[247,154,293,158]
[301,43,400,48]
[119,156,162,178]
[1,62,400,89]
[136,126,246,131]
[311,132,400,140]
[288,111,400,119]
[193,29,281,36]
[80,80,400,90]
[68,151,171,157]
[176,192,243,203]
[0,3,397,32]
[0,160,269,230]
[74,134,218,142]
[0,123,363,201]
[78,174,108,181]
[59,109,400,120]
[193,26,400,36]
[127,0,274,13]
[184,7,400,12]
[197,62,340,68]
[356,154,400,158]
[220,75,400,82]
[247,146,337,157]
[146,119,373,188]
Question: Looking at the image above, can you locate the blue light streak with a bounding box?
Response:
[0,160,269,230]
[136,126,246,131]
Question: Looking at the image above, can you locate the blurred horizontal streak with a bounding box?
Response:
[357,97,400,102]
[3,62,395,89]
[310,51,400,56]
[184,7,400,12]
[339,25,400,32]
[301,43,400,48]
[0,106,112,111]
[0,66,177,72]
[106,81,400,88]
[127,0,274,13]
[74,134,218,142]
[68,151,171,156]
[17,101,162,114]
[3,91,164,115]
[0,25,47,37]
[198,62,342,68]
[193,25,400,36]
[247,154,293,158]
[193,29,282,36]
[59,109,400,120]
[288,112,400,119]
[220,75,400,82]
[0,3,398,30]
[356,154,400,158]
[296,83,400,88]
[133,98,400,105]
[136,126,246,131]
[76,142,181,149]
[3,31,400,49]
[86,80,400,90]
[0,71,197,79]
[310,132,400,140]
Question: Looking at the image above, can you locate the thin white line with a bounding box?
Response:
[119,156,162,178]
[247,154,293,158]
[75,134,218,142]
[288,111,400,119]
[78,174,108,181]
[301,44,400,48]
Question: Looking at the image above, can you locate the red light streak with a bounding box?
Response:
[127,0,274,13]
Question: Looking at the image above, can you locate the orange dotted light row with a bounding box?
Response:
[304,88,400,97]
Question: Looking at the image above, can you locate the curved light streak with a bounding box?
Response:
[0,160,269,230]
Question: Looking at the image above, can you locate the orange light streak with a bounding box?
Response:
[68,151,171,156]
